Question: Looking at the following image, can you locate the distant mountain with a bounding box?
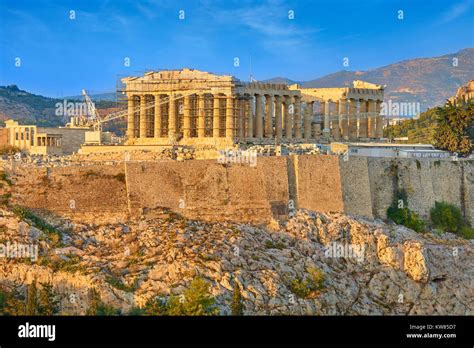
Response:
[262,77,299,85]
[264,48,474,114]
[1,48,472,126]
[0,85,66,126]
[0,85,118,127]
[64,92,118,102]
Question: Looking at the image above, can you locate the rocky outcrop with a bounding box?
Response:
[0,208,472,315]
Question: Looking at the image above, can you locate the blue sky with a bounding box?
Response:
[0,0,473,97]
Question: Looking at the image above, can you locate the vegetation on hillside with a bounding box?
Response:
[384,101,473,156]
[0,85,121,128]
[387,190,426,233]
[433,101,473,156]
[141,276,219,316]
[384,107,438,144]
[430,201,474,239]
[0,281,60,316]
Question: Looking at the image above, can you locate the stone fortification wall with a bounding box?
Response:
[8,156,472,225]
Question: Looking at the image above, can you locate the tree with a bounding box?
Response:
[86,288,120,316]
[25,280,38,315]
[387,190,425,233]
[143,296,167,316]
[230,284,244,316]
[37,282,60,315]
[166,276,219,316]
[0,284,26,316]
[434,101,473,156]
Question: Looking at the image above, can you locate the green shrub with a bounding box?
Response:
[0,172,12,186]
[166,276,219,316]
[86,288,121,316]
[12,206,62,245]
[387,190,425,233]
[0,285,26,316]
[289,266,325,299]
[430,201,474,239]
[459,226,474,240]
[105,276,138,292]
[387,206,426,233]
[37,282,60,315]
[143,296,168,315]
[230,285,244,316]
[264,240,286,249]
[430,201,464,233]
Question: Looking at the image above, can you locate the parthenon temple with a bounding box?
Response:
[122,68,385,146]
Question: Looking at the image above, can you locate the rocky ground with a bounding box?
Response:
[0,204,472,315]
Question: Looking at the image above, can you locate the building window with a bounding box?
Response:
[15,132,18,140]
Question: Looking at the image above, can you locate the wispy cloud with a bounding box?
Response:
[207,0,322,56]
[439,0,472,23]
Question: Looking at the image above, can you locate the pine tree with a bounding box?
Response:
[434,101,473,156]
[25,280,38,315]
[166,276,219,316]
[0,284,26,316]
[230,284,244,316]
[86,288,120,316]
[38,282,60,315]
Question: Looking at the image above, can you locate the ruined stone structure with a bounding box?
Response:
[290,80,385,141]
[449,79,474,106]
[2,120,88,155]
[122,69,385,145]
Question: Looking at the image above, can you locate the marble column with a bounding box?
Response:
[127,94,135,139]
[226,95,234,138]
[198,94,206,138]
[183,94,191,138]
[304,101,313,139]
[213,95,220,137]
[255,94,263,138]
[168,94,176,136]
[284,95,292,139]
[331,101,341,140]
[348,99,358,140]
[294,96,302,139]
[139,95,146,138]
[339,99,348,140]
[322,100,330,139]
[247,97,254,138]
[275,95,283,140]
[358,99,368,138]
[375,100,383,138]
[239,98,245,138]
[154,95,162,138]
[367,100,377,138]
[265,95,274,138]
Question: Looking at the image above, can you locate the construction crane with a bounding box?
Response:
[81,89,101,130]
[81,89,202,134]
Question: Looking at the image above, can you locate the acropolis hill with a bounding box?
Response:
[0,69,472,316]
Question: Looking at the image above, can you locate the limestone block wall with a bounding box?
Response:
[8,156,473,227]
[125,156,289,223]
[365,158,473,222]
[339,156,373,218]
[294,155,345,213]
[11,165,129,223]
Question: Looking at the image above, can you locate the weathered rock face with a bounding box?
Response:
[0,208,472,315]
